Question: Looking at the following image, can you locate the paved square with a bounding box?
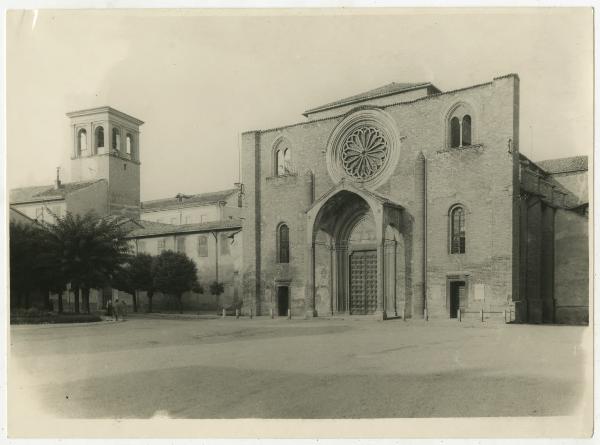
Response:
[9,317,589,419]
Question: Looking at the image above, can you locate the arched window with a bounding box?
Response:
[278,224,290,263]
[462,115,471,146]
[450,206,466,254]
[283,148,292,174]
[447,104,474,148]
[450,117,461,148]
[276,149,285,176]
[126,134,133,155]
[95,126,104,151]
[112,128,121,151]
[77,129,87,155]
[273,139,293,176]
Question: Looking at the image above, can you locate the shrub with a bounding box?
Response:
[10,311,101,325]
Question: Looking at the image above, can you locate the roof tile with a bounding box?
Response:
[10,179,105,204]
[536,156,588,174]
[141,189,238,211]
[303,81,437,116]
[126,218,243,238]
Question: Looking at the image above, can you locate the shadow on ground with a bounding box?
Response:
[40,364,581,419]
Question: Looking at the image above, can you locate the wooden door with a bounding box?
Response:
[349,250,378,315]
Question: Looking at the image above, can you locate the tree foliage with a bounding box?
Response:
[9,222,45,308]
[113,253,157,312]
[10,211,131,313]
[153,251,201,313]
[43,212,130,294]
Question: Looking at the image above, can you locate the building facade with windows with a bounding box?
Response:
[240,74,589,323]
[125,219,243,311]
[140,188,242,225]
[10,106,244,313]
[10,106,144,224]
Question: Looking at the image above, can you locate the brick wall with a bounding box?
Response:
[554,209,589,324]
[242,75,520,318]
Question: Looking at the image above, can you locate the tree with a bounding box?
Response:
[153,251,201,313]
[9,222,44,309]
[113,253,157,313]
[10,221,69,311]
[43,212,130,313]
[209,281,225,309]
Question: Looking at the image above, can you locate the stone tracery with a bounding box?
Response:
[341,127,389,180]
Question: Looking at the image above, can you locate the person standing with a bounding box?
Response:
[113,297,120,321]
[119,299,127,321]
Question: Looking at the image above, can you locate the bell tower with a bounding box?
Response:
[67,106,144,218]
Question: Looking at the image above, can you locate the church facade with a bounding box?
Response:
[240,74,589,323]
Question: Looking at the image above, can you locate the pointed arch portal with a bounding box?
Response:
[305,181,411,319]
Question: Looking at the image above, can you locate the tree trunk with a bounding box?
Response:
[58,291,64,313]
[132,290,138,313]
[44,291,51,311]
[82,288,90,314]
[73,288,80,313]
[147,291,153,313]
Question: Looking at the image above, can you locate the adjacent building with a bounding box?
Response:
[9,106,243,313]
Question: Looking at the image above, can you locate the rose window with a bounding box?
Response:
[340,127,389,180]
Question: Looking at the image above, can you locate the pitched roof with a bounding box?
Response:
[141,188,238,211]
[9,207,37,225]
[125,218,243,238]
[10,179,105,204]
[303,82,439,116]
[520,154,587,208]
[535,156,588,174]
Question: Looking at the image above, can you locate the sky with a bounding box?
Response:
[6,8,593,201]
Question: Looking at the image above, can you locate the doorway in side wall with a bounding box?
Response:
[277,286,289,316]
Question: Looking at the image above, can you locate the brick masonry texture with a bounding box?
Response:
[243,74,586,323]
[241,76,537,320]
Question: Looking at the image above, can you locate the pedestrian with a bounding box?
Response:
[113,297,120,321]
[119,299,127,321]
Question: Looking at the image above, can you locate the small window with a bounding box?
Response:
[126,134,133,155]
[177,236,186,254]
[462,115,471,146]
[95,126,104,150]
[138,240,146,253]
[283,148,292,174]
[197,235,208,257]
[448,105,474,149]
[157,238,166,253]
[220,233,230,256]
[276,149,285,176]
[278,224,290,263]
[450,206,466,254]
[112,128,121,151]
[78,129,87,154]
[274,140,293,176]
[450,117,460,148]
